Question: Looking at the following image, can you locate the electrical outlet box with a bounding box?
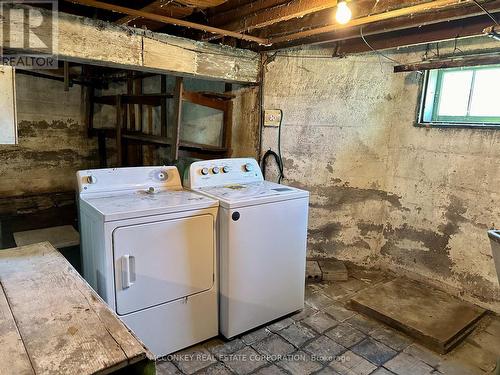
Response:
[264,109,282,127]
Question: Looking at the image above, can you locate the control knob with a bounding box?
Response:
[212,167,220,174]
[244,163,253,172]
[201,168,209,176]
[86,175,97,184]
[222,166,230,173]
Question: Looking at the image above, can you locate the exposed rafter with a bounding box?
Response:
[65,0,269,44]
[116,1,193,26]
[206,0,339,41]
[329,15,499,55]
[264,0,500,50]
[269,0,468,44]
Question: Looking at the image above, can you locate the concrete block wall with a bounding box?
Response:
[261,37,500,312]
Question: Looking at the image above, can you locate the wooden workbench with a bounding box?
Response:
[0,242,155,374]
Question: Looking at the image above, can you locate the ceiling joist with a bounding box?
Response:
[265,0,500,50]
[65,0,269,44]
[116,2,194,26]
[269,0,469,44]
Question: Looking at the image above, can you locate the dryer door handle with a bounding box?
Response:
[121,255,136,289]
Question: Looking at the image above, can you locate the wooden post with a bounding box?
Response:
[222,102,233,157]
[115,95,123,166]
[171,77,183,163]
[160,75,167,138]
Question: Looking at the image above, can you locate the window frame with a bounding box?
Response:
[417,65,500,130]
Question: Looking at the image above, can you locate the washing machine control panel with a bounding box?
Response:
[186,158,264,188]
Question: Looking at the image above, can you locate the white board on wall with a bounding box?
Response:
[0,66,18,145]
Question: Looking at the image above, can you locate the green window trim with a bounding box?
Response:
[418,65,500,128]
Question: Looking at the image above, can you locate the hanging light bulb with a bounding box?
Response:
[335,1,352,24]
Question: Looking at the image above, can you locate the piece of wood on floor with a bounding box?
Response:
[13,225,79,249]
[306,260,322,281]
[349,277,486,354]
[319,259,348,281]
[0,242,154,375]
[0,283,33,375]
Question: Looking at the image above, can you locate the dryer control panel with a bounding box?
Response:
[77,166,182,195]
[186,158,263,189]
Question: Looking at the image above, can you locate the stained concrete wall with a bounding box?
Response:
[262,37,500,312]
[0,73,258,205]
[0,74,99,200]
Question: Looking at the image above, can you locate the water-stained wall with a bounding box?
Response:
[0,74,99,200]
[262,37,500,312]
[0,74,259,206]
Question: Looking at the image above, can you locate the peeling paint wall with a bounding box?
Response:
[0,74,99,199]
[261,37,500,311]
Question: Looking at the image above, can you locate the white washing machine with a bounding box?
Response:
[77,166,219,357]
[185,158,309,338]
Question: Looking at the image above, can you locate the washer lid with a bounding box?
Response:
[196,181,309,209]
[81,189,218,221]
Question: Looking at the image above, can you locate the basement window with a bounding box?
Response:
[418,65,500,129]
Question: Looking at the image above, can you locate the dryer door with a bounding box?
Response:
[113,215,214,315]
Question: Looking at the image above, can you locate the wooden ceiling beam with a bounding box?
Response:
[116,1,193,26]
[65,0,269,44]
[252,0,414,39]
[331,15,498,55]
[208,0,291,27]
[394,53,500,72]
[264,0,500,50]
[269,0,468,44]
[175,0,228,7]
[218,0,339,33]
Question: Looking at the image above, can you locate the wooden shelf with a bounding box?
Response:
[123,131,227,154]
[86,75,233,166]
[93,94,173,106]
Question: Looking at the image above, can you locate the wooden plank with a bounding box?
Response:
[122,132,228,153]
[176,0,228,7]
[350,278,486,354]
[0,285,33,375]
[182,90,228,111]
[116,2,193,26]
[216,0,338,34]
[13,225,79,249]
[161,76,167,138]
[269,0,465,44]
[330,16,498,55]
[116,96,123,166]
[222,100,233,156]
[0,242,152,374]
[208,0,290,27]
[264,0,500,50]
[66,0,268,44]
[3,4,260,83]
[171,77,184,162]
[394,53,500,72]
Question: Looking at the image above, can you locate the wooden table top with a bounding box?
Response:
[0,242,154,375]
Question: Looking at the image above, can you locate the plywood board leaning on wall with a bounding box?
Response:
[0,66,17,144]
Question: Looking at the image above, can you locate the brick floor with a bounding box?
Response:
[158,273,499,375]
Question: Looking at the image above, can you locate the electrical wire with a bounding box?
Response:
[471,0,499,26]
[261,109,285,184]
[360,27,402,65]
